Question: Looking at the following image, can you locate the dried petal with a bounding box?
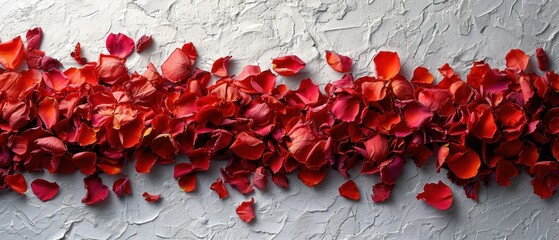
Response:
[5,174,27,194]
[325,50,352,72]
[136,35,152,53]
[142,192,161,202]
[338,180,360,201]
[211,56,232,77]
[210,178,228,199]
[112,177,132,197]
[82,175,109,205]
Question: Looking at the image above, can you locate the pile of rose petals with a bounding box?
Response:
[1,28,559,222]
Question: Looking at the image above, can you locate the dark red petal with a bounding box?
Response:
[82,175,109,205]
[35,136,67,156]
[416,181,453,211]
[112,177,132,197]
[210,178,228,199]
[495,160,518,186]
[136,35,152,53]
[536,48,549,71]
[325,50,352,73]
[253,167,268,191]
[371,182,393,203]
[31,179,59,201]
[373,51,400,80]
[26,27,43,50]
[272,55,305,76]
[236,198,255,223]
[142,192,161,202]
[106,33,135,59]
[5,174,27,194]
[338,180,360,201]
[174,162,194,179]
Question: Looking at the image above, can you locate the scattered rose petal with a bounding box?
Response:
[536,48,549,71]
[272,55,305,76]
[136,35,152,53]
[210,178,228,199]
[325,50,352,72]
[142,192,161,202]
[112,177,132,197]
[5,174,27,194]
[374,51,400,79]
[211,56,232,77]
[106,33,135,59]
[338,180,360,201]
[31,179,59,201]
[82,175,109,205]
[236,198,255,223]
[416,181,453,211]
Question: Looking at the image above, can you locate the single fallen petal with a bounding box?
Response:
[26,27,43,50]
[31,179,59,201]
[142,192,161,202]
[136,35,152,53]
[536,48,549,71]
[112,177,132,197]
[325,50,352,73]
[373,51,400,80]
[5,174,27,194]
[82,175,109,205]
[371,182,394,203]
[106,33,135,59]
[72,151,97,175]
[161,48,191,83]
[178,174,196,192]
[416,181,453,211]
[38,97,59,129]
[338,180,360,201]
[230,132,264,160]
[210,178,228,199]
[272,55,305,76]
[236,198,255,223]
[0,36,25,70]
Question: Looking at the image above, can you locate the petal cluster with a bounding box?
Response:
[1,28,558,222]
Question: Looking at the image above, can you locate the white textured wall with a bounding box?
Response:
[1,0,558,239]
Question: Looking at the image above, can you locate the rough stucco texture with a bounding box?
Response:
[1,0,559,239]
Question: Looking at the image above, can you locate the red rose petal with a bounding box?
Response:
[402,101,433,129]
[373,51,400,80]
[112,177,132,197]
[236,198,255,223]
[72,151,97,175]
[338,180,360,201]
[26,27,43,50]
[446,150,481,179]
[178,174,196,192]
[416,181,453,211]
[31,179,59,201]
[0,36,25,70]
[142,192,161,202]
[371,182,394,203]
[35,136,67,156]
[70,42,87,65]
[495,160,518,186]
[298,167,326,187]
[230,132,264,160]
[253,167,268,190]
[106,33,135,59]
[210,178,228,199]
[325,50,352,73]
[536,48,549,71]
[135,149,158,174]
[5,174,27,194]
[411,66,434,85]
[38,97,59,129]
[136,35,152,53]
[82,175,109,205]
[505,49,529,71]
[161,48,191,83]
[211,56,232,77]
[272,55,305,76]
